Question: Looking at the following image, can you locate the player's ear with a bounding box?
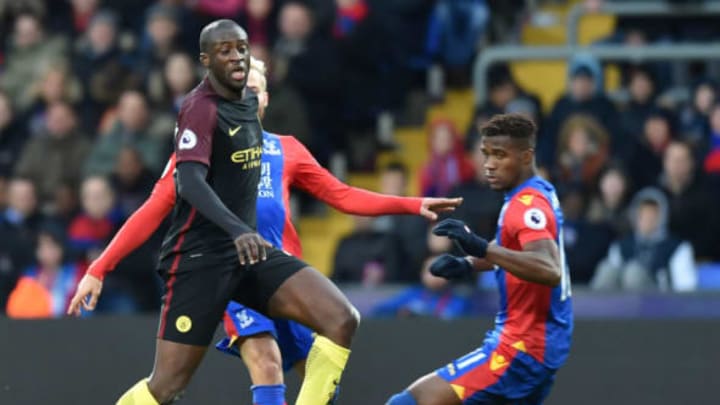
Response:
[199,53,209,68]
[522,148,534,165]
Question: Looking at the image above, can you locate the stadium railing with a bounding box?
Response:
[472,43,720,107]
[566,1,720,47]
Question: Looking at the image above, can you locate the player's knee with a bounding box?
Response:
[386,391,418,405]
[333,304,360,343]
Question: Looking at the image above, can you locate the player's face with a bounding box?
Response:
[247,69,269,119]
[202,27,251,93]
[480,135,532,191]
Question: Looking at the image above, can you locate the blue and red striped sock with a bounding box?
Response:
[251,384,286,405]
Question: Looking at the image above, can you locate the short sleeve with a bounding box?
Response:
[504,193,556,248]
[175,96,217,166]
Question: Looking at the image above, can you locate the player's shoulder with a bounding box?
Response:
[179,79,217,113]
[509,186,551,211]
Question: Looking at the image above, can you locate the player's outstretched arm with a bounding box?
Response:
[288,137,462,219]
[176,161,271,265]
[67,168,176,316]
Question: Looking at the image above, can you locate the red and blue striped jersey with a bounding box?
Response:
[492,176,573,369]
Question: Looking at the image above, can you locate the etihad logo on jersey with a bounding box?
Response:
[231,146,262,169]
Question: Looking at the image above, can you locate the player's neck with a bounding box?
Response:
[511,168,537,190]
[207,74,245,101]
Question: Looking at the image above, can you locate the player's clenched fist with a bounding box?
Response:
[432,218,489,258]
[234,232,272,265]
[429,254,474,279]
[67,274,103,316]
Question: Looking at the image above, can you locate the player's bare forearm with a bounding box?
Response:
[485,239,561,286]
[469,256,495,272]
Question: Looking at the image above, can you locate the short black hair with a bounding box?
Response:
[480,113,536,147]
[199,19,242,53]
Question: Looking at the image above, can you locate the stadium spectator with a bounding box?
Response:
[5,224,83,318]
[148,52,199,113]
[191,0,246,19]
[0,12,68,114]
[25,65,82,137]
[67,176,120,259]
[703,102,720,175]
[0,190,34,313]
[0,91,28,178]
[447,136,503,238]
[542,52,620,166]
[553,114,610,194]
[274,1,342,165]
[619,65,658,145]
[561,186,614,284]
[370,255,473,319]
[49,182,81,230]
[134,5,185,87]
[426,0,488,84]
[72,10,136,133]
[586,164,633,236]
[84,90,167,176]
[658,141,720,260]
[419,118,474,197]
[627,109,676,190]
[680,79,715,148]
[15,102,91,203]
[591,187,697,292]
[1,178,48,243]
[109,147,155,218]
[372,162,429,281]
[240,0,277,49]
[332,215,403,286]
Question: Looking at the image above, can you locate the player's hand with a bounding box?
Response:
[234,232,273,265]
[429,254,474,279]
[67,274,103,316]
[419,197,463,220]
[432,218,489,257]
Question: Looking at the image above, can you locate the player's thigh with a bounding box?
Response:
[236,249,355,330]
[435,344,511,405]
[406,373,462,405]
[157,255,238,346]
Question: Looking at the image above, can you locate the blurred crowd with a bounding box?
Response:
[1,0,719,319]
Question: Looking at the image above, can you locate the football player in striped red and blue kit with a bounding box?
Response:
[387,113,573,405]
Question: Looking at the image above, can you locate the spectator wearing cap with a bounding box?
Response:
[542,52,620,167]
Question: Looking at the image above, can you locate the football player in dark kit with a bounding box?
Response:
[116,20,359,405]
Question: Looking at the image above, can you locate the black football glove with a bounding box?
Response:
[429,254,474,279]
[432,218,489,258]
